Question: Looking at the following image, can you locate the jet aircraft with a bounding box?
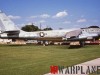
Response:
[0,10,100,46]
[0,11,78,44]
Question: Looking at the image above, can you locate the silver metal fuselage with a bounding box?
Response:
[0,29,78,41]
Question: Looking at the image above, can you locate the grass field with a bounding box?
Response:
[0,45,100,75]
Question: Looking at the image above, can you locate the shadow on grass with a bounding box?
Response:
[68,45,83,49]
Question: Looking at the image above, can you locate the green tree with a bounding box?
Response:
[88,26,99,28]
[21,25,39,32]
[43,27,53,31]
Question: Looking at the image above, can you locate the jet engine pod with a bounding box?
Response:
[39,32,45,37]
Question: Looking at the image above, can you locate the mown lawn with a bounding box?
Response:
[0,45,100,75]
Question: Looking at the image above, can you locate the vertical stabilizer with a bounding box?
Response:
[0,10,19,31]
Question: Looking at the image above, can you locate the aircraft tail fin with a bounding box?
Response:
[0,10,19,32]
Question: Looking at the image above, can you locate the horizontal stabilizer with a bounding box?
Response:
[2,30,20,34]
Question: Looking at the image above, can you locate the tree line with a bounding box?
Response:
[21,24,52,32]
[21,25,99,32]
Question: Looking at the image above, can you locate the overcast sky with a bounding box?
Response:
[0,0,100,29]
